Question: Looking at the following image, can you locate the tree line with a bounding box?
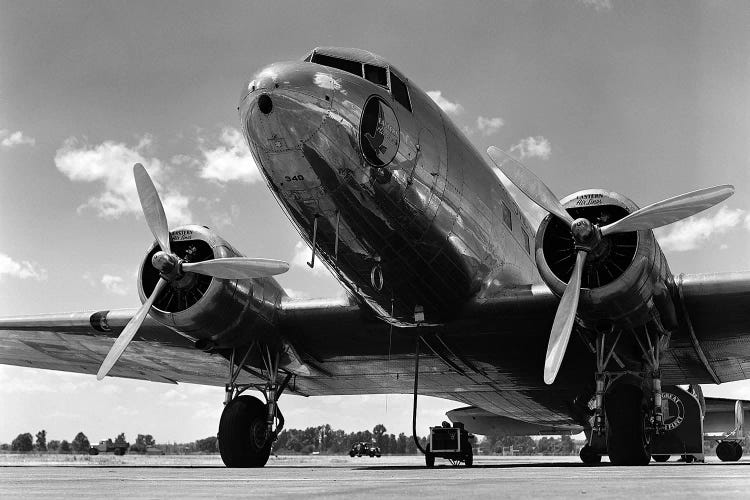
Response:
[3,430,161,454]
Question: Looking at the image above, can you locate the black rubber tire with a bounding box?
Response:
[652,455,670,463]
[425,445,434,468]
[218,395,272,468]
[681,454,695,463]
[716,441,733,462]
[89,448,99,456]
[465,452,473,467]
[349,451,355,457]
[580,444,602,464]
[605,385,651,466]
[113,448,124,456]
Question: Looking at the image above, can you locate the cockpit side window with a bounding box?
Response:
[311,53,362,77]
[390,73,412,112]
[364,64,387,87]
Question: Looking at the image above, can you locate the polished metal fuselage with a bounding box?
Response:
[240,58,538,325]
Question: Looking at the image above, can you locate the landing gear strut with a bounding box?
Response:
[218,342,289,468]
[585,325,671,465]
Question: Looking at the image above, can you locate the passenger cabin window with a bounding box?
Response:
[311,53,362,77]
[364,64,387,87]
[390,73,412,112]
[502,203,513,230]
[522,228,531,254]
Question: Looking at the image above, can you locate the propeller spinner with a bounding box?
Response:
[487,146,733,385]
[96,164,290,380]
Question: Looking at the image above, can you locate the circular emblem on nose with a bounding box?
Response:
[360,95,400,167]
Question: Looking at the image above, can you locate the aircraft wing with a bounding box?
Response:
[703,396,750,434]
[0,309,249,386]
[1,271,749,425]
[661,272,750,385]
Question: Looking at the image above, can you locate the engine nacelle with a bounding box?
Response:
[137,225,286,348]
[535,190,674,332]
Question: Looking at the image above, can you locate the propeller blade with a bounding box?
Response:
[181,258,290,279]
[134,163,171,254]
[544,250,587,385]
[97,278,168,381]
[601,184,734,237]
[487,146,575,227]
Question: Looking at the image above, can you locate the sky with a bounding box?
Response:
[1,0,749,445]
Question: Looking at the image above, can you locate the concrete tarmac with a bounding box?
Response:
[1,455,749,499]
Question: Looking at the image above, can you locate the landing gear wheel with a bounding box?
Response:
[681,454,695,463]
[425,444,434,468]
[218,395,272,467]
[580,444,602,464]
[606,385,651,466]
[652,455,670,463]
[716,441,743,462]
[465,452,473,467]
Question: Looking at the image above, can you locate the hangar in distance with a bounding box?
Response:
[1,47,749,467]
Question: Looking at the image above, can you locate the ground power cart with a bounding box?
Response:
[425,422,473,467]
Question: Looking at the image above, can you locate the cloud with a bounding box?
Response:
[290,240,333,277]
[426,91,464,116]
[655,206,745,252]
[578,0,613,11]
[476,116,504,136]
[510,136,552,160]
[101,274,128,296]
[0,252,47,281]
[0,129,35,148]
[198,127,262,184]
[54,136,192,224]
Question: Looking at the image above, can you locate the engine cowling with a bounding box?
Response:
[137,224,286,348]
[535,190,674,332]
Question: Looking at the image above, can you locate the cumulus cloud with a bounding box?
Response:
[198,127,262,184]
[0,129,35,148]
[476,116,504,136]
[578,0,613,11]
[0,252,47,281]
[54,136,192,224]
[510,136,552,160]
[101,274,128,296]
[655,206,745,252]
[426,91,464,116]
[290,240,333,277]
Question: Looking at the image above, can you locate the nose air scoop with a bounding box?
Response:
[258,94,273,115]
[360,95,400,167]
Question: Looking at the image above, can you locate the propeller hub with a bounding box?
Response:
[571,218,593,242]
[152,251,181,279]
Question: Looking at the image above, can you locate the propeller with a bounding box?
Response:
[96,163,290,380]
[487,146,734,384]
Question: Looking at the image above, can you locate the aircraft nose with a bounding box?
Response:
[240,62,335,152]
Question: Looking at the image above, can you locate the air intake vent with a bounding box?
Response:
[542,205,637,288]
[141,239,214,312]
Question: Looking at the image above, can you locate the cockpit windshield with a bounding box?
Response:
[307,49,412,112]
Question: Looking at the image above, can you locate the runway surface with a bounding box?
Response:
[2,455,749,499]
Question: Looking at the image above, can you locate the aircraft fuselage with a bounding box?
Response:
[241,48,537,325]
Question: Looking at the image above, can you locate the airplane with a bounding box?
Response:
[1,46,749,467]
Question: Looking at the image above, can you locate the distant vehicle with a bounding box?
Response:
[89,440,129,456]
[348,442,381,458]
